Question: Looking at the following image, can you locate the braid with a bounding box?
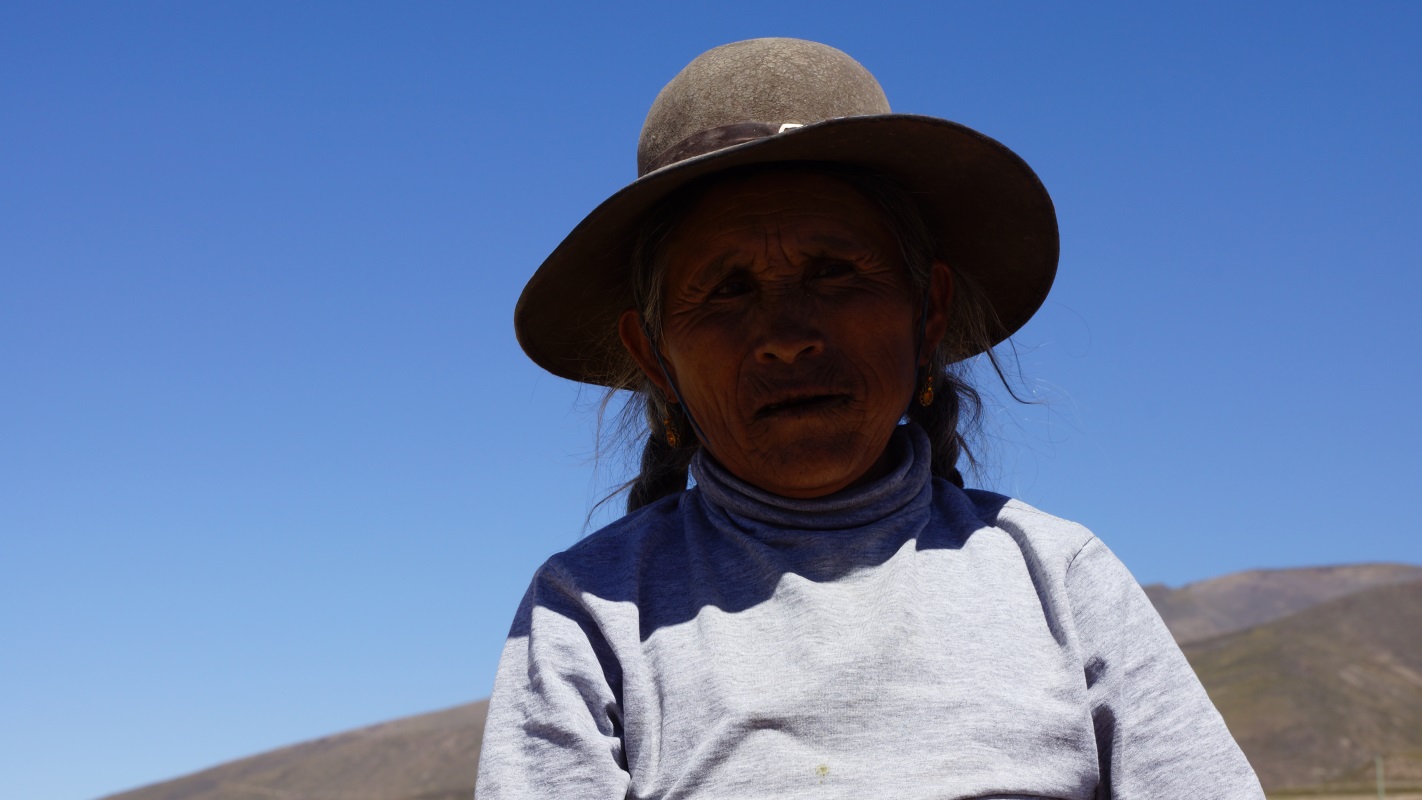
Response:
[906,363,981,488]
[625,399,695,513]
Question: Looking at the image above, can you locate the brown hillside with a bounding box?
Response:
[1185,580,1422,791]
[100,701,487,800]
[97,566,1422,799]
[1146,563,1422,644]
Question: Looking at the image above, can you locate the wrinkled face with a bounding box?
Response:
[620,171,948,498]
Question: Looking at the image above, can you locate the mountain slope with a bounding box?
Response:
[100,564,1422,799]
[102,701,487,800]
[1146,563,1422,644]
[1184,580,1422,790]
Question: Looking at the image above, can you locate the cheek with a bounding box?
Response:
[663,333,744,415]
[862,342,918,403]
[844,305,920,372]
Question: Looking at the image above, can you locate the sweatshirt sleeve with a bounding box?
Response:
[1065,537,1264,800]
[475,562,631,800]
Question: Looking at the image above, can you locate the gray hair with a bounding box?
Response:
[595,162,1012,513]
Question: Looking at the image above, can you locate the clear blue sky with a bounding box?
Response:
[3,3,1419,799]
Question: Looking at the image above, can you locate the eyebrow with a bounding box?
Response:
[803,233,882,253]
[680,230,886,280]
[696,228,877,252]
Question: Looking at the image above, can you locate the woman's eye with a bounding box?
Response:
[711,276,752,297]
[813,260,856,278]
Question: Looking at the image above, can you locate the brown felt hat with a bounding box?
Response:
[515,38,1058,385]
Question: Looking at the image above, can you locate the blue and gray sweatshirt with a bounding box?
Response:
[476,424,1263,799]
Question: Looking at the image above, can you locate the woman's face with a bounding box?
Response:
[620,171,952,498]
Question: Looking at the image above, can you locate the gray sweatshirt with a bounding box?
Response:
[476,424,1263,799]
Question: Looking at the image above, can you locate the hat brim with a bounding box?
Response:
[514,114,1058,386]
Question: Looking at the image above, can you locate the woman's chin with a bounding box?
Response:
[719,430,894,499]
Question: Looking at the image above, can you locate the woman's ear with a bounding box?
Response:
[920,260,955,364]
[617,309,678,400]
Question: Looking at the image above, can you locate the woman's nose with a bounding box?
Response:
[755,297,824,364]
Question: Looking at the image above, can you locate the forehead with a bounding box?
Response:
[666,170,896,254]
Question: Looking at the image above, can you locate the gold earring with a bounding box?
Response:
[663,414,681,448]
[918,373,935,406]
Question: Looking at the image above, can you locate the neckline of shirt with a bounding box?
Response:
[688,422,933,531]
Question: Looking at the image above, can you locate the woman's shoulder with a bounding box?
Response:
[939,482,1101,568]
[536,490,692,596]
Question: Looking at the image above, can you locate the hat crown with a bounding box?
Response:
[636,38,891,176]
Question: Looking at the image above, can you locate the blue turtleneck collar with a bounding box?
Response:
[688,422,934,532]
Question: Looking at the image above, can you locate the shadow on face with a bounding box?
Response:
[620,170,949,499]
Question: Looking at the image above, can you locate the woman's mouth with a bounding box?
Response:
[756,394,850,419]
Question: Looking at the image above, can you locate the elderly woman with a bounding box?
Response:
[478,39,1263,799]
